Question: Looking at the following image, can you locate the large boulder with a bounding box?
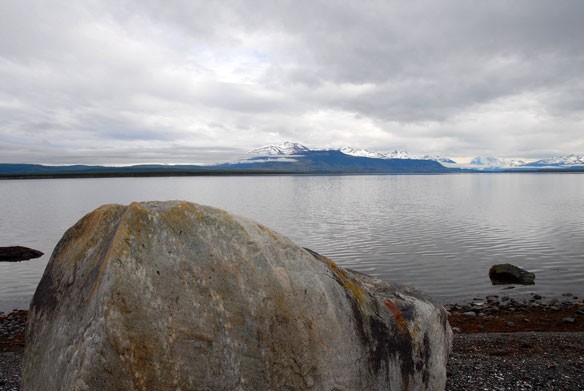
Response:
[22,201,451,390]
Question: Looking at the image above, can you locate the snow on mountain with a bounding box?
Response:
[248,142,310,156]
[384,150,421,159]
[383,150,456,163]
[249,142,456,164]
[336,147,456,163]
[422,156,457,164]
[338,147,385,159]
[525,154,584,167]
[469,156,526,169]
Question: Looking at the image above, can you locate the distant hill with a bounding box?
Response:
[0,163,208,178]
[0,150,451,179]
[3,144,583,178]
[218,150,450,173]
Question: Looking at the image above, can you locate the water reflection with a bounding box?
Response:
[1,173,583,311]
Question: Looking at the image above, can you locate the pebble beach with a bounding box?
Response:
[2,293,584,390]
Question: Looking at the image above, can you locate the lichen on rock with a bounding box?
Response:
[22,201,451,390]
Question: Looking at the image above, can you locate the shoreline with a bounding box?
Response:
[3,292,583,352]
[446,292,584,334]
[2,297,583,390]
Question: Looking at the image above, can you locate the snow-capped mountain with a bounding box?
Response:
[338,147,385,159]
[469,156,526,169]
[249,142,456,163]
[248,142,310,156]
[384,150,421,159]
[338,147,456,163]
[458,154,584,170]
[525,154,584,167]
[422,155,457,164]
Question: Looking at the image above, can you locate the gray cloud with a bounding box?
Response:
[1,0,584,164]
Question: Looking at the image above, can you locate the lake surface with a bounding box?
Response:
[1,174,584,312]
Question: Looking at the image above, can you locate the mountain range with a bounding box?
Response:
[466,154,584,170]
[249,142,584,170]
[1,142,583,178]
[249,142,457,164]
[218,142,448,173]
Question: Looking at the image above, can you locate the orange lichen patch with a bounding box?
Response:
[55,204,125,269]
[384,299,407,333]
[158,202,198,230]
[326,259,367,306]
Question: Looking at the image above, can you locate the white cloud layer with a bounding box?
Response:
[1,0,584,164]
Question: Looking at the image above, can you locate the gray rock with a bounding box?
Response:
[463,311,477,317]
[22,201,451,391]
[563,317,576,324]
[489,263,535,285]
[0,246,44,262]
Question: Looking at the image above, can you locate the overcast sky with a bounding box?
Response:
[1,1,583,164]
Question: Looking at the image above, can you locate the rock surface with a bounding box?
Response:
[22,201,451,390]
[0,247,43,262]
[489,263,535,285]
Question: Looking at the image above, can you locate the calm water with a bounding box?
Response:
[1,174,583,311]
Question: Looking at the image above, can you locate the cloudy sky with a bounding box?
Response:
[1,1,583,164]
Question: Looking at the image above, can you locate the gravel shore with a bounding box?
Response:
[0,351,21,391]
[2,298,584,390]
[3,333,583,390]
[447,332,584,390]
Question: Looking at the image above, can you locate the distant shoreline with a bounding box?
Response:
[1,169,583,180]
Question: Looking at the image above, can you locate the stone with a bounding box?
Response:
[488,263,535,285]
[22,201,452,391]
[0,246,43,262]
[563,317,576,324]
[506,322,515,328]
[463,311,477,317]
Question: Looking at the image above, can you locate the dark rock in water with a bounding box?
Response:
[0,246,43,262]
[22,201,452,390]
[489,263,535,285]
